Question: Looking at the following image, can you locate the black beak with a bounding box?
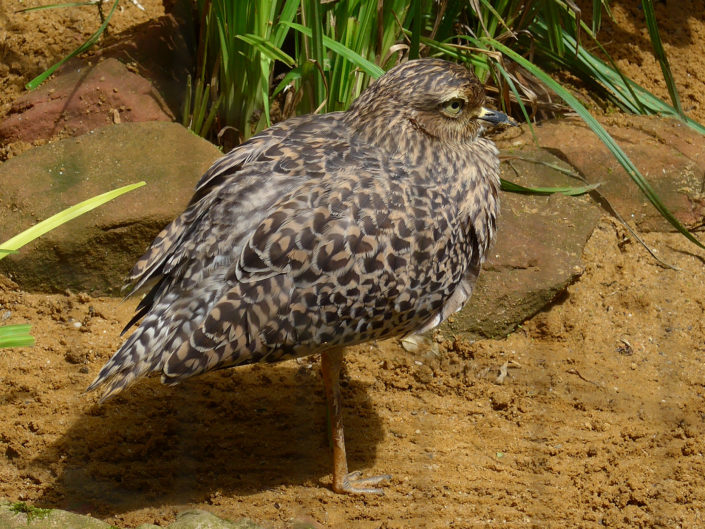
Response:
[478,107,518,127]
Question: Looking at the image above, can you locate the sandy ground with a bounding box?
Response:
[2,221,705,529]
[2,1,705,528]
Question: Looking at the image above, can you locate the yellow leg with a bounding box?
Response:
[321,348,390,494]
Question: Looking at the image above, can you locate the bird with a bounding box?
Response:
[88,58,512,494]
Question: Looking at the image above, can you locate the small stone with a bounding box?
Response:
[414,364,434,384]
[64,350,83,364]
[489,390,511,411]
[77,292,91,303]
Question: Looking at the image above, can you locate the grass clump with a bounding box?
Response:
[9,501,52,521]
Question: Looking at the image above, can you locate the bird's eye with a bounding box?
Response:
[441,98,465,117]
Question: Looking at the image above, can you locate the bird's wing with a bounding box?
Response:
[89,114,352,399]
[124,114,329,297]
[162,162,477,383]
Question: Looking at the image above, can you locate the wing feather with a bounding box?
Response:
[161,165,476,382]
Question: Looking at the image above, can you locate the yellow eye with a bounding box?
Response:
[441,98,465,117]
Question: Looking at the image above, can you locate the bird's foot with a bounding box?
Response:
[334,471,391,495]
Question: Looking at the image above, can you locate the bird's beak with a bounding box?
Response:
[478,107,518,127]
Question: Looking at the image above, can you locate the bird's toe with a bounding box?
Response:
[334,471,392,495]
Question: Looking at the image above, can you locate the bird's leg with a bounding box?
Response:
[321,348,390,495]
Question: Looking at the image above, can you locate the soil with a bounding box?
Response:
[2,222,705,529]
[2,2,705,529]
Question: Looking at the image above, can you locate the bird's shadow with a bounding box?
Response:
[31,361,384,516]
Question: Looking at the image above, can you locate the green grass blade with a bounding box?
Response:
[0,182,146,258]
[491,59,536,140]
[25,0,119,90]
[477,0,516,38]
[235,33,295,66]
[272,0,300,47]
[199,93,223,137]
[0,324,35,349]
[641,0,685,119]
[542,1,566,56]
[182,74,193,128]
[305,0,327,111]
[272,68,303,98]
[592,0,603,33]
[283,22,385,78]
[501,178,600,196]
[485,36,704,250]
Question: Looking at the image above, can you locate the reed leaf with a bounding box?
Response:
[500,179,600,196]
[0,182,146,259]
[0,325,35,349]
[641,0,685,119]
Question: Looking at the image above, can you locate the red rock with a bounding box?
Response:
[504,116,705,232]
[0,58,173,146]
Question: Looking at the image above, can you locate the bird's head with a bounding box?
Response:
[347,58,515,148]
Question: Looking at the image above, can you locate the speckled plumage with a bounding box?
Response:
[89,59,503,418]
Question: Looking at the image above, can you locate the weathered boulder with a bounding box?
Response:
[0,122,221,295]
[439,146,603,340]
[441,114,705,340]
[514,115,705,232]
[166,510,264,529]
[0,13,194,154]
[87,13,195,121]
[0,499,112,529]
[0,58,174,148]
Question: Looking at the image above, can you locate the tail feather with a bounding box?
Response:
[161,275,297,384]
[87,281,225,401]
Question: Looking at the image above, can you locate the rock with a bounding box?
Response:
[0,499,111,529]
[442,114,705,340]
[0,501,266,529]
[167,510,264,529]
[439,146,603,340]
[2,115,696,339]
[88,13,195,120]
[0,122,221,295]
[513,115,705,232]
[0,58,174,148]
[0,13,195,154]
